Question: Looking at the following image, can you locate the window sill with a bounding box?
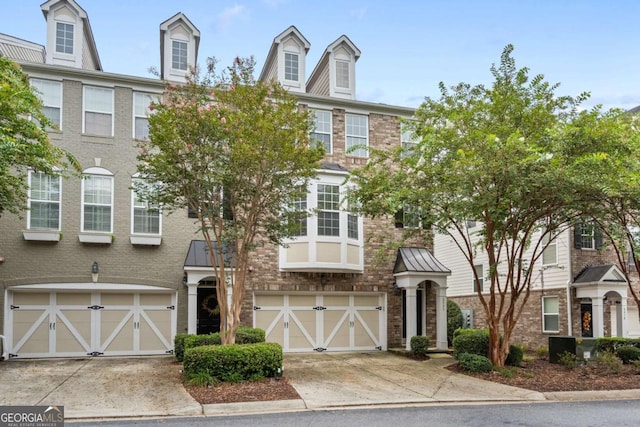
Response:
[130,235,162,246]
[78,234,113,244]
[23,230,61,242]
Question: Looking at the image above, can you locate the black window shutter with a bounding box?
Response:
[394,209,404,228]
[574,222,583,249]
[595,227,603,250]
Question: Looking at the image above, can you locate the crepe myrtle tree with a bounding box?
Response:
[136,56,323,344]
[573,108,640,320]
[347,45,621,366]
[0,56,80,217]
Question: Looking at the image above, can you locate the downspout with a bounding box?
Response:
[0,335,6,361]
[566,228,573,336]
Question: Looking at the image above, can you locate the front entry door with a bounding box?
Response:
[402,288,423,339]
[197,287,221,335]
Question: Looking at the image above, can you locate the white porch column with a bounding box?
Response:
[435,285,448,350]
[186,282,199,334]
[404,286,418,351]
[617,298,628,337]
[591,298,605,338]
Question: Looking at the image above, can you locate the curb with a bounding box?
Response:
[203,399,307,415]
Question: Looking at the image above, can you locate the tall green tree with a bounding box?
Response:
[349,45,620,366]
[0,57,80,216]
[573,108,640,318]
[137,57,323,344]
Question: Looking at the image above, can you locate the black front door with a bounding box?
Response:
[197,286,221,335]
[402,288,423,339]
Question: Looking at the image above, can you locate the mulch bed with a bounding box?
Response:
[183,377,301,404]
[447,356,640,392]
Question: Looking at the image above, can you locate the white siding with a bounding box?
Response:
[435,227,571,297]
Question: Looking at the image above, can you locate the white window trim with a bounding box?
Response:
[31,78,63,130]
[580,223,596,250]
[82,86,114,137]
[26,170,61,231]
[171,39,188,71]
[345,113,369,158]
[284,52,299,82]
[55,21,74,55]
[541,234,558,266]
[311,109,332,154]
[130,177,162,238]
[542,296,560,333]
[133,92,156,140]
[80,168,114,235]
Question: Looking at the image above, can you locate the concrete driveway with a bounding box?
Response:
[284,351,545,408]
[0,352,548,420]
[0,356,201,419]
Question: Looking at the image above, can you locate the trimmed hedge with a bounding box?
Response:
[174,333,190,362]
[183,342,283,382]
[616,345,640,364]
[453,328,489,358]
[505,344,524,367]
[595,337,640,353]
[175,327,266,362]
[457,352,493,373]
[410,335,430,358]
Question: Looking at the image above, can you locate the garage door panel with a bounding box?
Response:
[100,310,134,353]
[140,293,172,306]
[56,310,91,353]
[254,310,284,343]
[289,294,316,307]
[139,310,172,351]
[323,295,349,307]
[56,293,91,305]
[289,310,316,350]
[354,311,379,347]
[101,293,134,306]
[324,314,350,348]
[13,292,50,305]
[13,310,50,355]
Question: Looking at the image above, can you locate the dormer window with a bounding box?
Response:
[172,40,188,70]
[336,60,349,88]
[284,53,299,81]
[55,22,73,54]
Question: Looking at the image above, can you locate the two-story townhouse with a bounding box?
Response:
[0,0,452,359]
[435,221,638,350]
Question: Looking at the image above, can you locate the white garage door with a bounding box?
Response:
[253,293,386,352]
[7,291,176,359]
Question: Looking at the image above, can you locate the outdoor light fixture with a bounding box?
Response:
[91,261,99,283]
[320,273,327,286]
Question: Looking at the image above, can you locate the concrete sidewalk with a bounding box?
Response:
[1,352,639,420]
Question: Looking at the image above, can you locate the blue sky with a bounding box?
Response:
[3,0,640,110]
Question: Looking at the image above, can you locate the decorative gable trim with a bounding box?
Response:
[307,35,360,100]
[259,26,310,93]
[159,12,201,83]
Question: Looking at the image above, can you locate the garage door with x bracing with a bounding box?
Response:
[253,293,386,352]
[7,291,176,358]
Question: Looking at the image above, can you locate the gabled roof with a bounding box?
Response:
[0,33,45,63]
[159,12,201,79]
[573,264,626,284]
[40,0,102,70]
[306,34,360,90]
[184,240,236,268]
[259,25,310,82]
[393,247,450,274]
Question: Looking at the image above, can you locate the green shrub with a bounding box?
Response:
[235,327,266,344]
[558,351,577,370]
[453,328,489,358]
[595,337,640,353]
[183,333,222,357]
[447,300,463,346]
[616,345,640,364]
[505,344,524,367]
[535,345,548,360]
[595,350,623,374]
[183,342,283,383]
[457,352,493,373]
[174,333,191,362]
[410,336,430,358]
